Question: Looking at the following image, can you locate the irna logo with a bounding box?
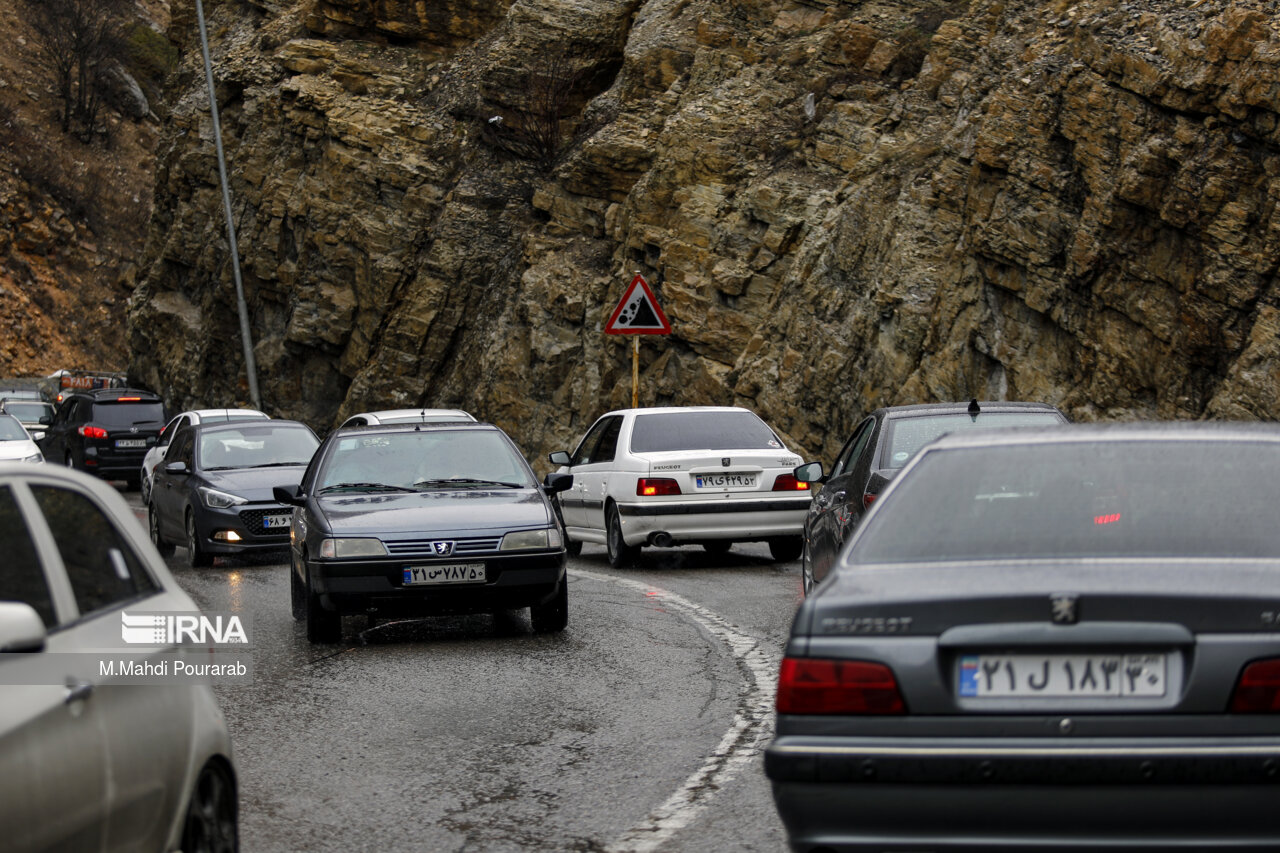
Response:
[121,612,249,645]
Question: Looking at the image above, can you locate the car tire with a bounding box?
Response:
[305,568,342,644]
[530,579,568,634]
[702,541,732,555]
[801,541,814,596]
[180,760,239,853]
[149,503,175,557]
[565,538,583,557]
[290,557,305,621]
[140,473,151,505]
[186,510,213,568]
[125,476,141,491]
[769,536,804,564]
[606,504,637,569]
[64,452,75,470]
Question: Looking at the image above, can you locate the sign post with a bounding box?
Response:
[604,274,672,408]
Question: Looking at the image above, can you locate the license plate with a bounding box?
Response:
[403,563,486,585]
[958,652,1167,698]
[262,514,291,529]
[115,439,146,448]
[694,472,757,489]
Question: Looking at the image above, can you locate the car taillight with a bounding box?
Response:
[78,425,108,439]
[637,478,682,497]
[863,493,877,509]
[1230,658,1280,712]
[771,474,810,491]
[776,657,906,715]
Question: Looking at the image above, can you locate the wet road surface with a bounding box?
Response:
[126,493,799,852]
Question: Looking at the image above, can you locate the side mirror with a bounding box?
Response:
[0,602,47,653]
[39,415,52,425]
[794,461,825,485]
[548,451,570,467]
[164,460,189,475]
[273,484,305,506]
[542,472,573,494]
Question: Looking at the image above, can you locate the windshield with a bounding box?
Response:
[91,400,166,426]
[198,424,319,470]
[852,440,1280,563]
[630,411,783,453]
[882,411,1064,469]
[0,416,29,441]
[3,402,53,422]
[318,430,534,492]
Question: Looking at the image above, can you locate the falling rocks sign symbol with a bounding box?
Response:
[605,274,672,335]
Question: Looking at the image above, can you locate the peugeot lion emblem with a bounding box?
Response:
[1050,593,1079,625]
[722,457,731,467]
[129,427,139,434]
[431,541,455,556]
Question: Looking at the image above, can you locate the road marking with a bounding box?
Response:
[571,569,780,853]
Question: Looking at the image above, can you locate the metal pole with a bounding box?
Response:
[195,0,261,409]
[631,336,639,408]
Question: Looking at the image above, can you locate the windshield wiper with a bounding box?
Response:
[413,478,524,489]
[318,482,418,494]
[245,461,309,468]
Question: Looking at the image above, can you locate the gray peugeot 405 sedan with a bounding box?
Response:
[767,422,1280,852]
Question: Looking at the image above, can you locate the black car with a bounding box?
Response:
[148,419,319,567]
[273,422,573,643]
[795,400,1067,593]
[39,388,166,487]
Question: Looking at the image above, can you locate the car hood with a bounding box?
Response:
[204,466,308,500]
[0,440,40,460]
[314,488,552,536]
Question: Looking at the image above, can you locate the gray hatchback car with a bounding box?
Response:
[768,423,1280,851]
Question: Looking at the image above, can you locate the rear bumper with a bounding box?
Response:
[767,737,1280,851]
[615,497,810,545]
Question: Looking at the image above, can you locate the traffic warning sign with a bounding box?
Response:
[604,274,671,335]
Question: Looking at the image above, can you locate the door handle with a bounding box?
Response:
[64,679,93,705]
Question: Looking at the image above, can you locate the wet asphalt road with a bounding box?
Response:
[124,492,800,852]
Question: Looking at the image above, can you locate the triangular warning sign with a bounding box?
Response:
[604,274,672,335]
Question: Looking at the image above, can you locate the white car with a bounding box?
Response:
[140,408,269,504]
[549,406,811,566]
[339,408,477,428]
[0,413,43,463]
[0,463,237,851]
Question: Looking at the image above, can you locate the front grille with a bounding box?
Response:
[385,536,504,558]
[238,507,291,536]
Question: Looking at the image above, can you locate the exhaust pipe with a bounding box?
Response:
[650,531,674,548]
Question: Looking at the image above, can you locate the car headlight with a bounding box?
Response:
[22,452,43,464]
[319,538,388,558]
[500,528,561,551]
[198,486,248,509]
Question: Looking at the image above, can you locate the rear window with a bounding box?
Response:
[882,411,1064,469]
[91,400,165,426]
[852,440,1280,563]
[630,411,784,453]
[3,402,53,422]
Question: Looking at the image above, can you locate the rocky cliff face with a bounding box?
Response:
[129,0,1280,463]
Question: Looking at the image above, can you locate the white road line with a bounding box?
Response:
[571,569,780,853]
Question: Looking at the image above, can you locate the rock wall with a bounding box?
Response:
[129,0,1280,464]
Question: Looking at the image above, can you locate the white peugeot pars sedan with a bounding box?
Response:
[549,406,810,566]
[0,463,238,852]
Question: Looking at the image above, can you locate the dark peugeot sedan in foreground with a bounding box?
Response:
[274,422,572,643]
[767,423,1280,851]
[149,419,319,567]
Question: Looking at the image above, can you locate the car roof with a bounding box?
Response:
[597,406,757,418]
[917,420,1280,452]
[184,408,269,419]
[79,387,163,401]
[346,408,476,422]
[337,421,501,434]
[192,418,312,434]
[875,400,1065,419]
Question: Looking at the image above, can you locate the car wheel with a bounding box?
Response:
[801,541,814,596]
[140,473,151,505]
[305,568,342,644]
[186,510,213,568]
[565,538,583,557]
[180,760,238,853]
[702,541,732,555]
[149,503,175,557]
[125,476,141,491]
[290,556,305,621]
[769,536,804,564]
[606,504,637,569]
[64,452,75,470]
[530,580,568,634]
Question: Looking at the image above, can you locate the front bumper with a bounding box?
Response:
[767,736,1280,851]
[308,551,566,616]
[192,503,292,555]
[615,497,810,545]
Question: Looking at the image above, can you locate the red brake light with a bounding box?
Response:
[78,425,108,439]
[776,657,906,715]
[863,493,877,509]
[1094,513,1122,525]
[1230,658,1280,713]
[116,397,141,402]
[637,477,682,497]
[771,474,810,492]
